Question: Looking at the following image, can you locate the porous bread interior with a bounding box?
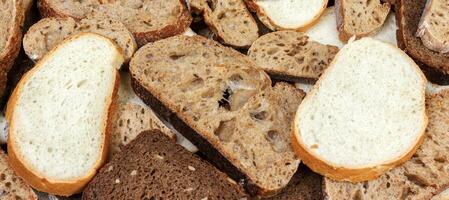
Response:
[417,0,449,53]
[295,38,426,167]
[341,0,390,36]
[0,0,15,51]
[43,0,100,19]
[11,34,122,181]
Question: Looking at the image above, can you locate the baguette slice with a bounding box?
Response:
[416,0,449,54]
[6,33,124,196]
[23,16,137,62]
[38,0,100,19]
[292,38,427,182]
[324,88,449,200]
[0,149,37,199]
[130,35,304,196]
[82,130,248,199]
[245,0,328,31]
[336,0,391,42]
[189,0,259,48]
[248,30,339,81]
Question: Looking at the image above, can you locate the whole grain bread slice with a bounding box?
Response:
[397,0,449,74]
[416,0,449,53]
[248,30,339,81]
[189,0,259,48]
[82,130,248,199]
[130,35,304,197]
[324,88,449,200]
[38,0,100,20]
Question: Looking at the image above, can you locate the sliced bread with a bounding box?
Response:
[130,35,304,196]
[82,130,248,199]
[6,33,124,196]
[248,30,339,81]
[189,0,259,48]
[38,0,100,19]
[245,0,328,31]
[397,0,449,74]
[324,88,449,200]
[23,16,137,62]
[416,0,449,54]
[291,38,427,182]
[336,0,391,42]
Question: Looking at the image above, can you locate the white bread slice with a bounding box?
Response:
[245,0,328,31]
[416,0,449,53]
[291,38,428,182]
[6,33,124,196]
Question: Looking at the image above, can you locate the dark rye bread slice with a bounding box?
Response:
[82,130,248,199]
[130,35,304,197]
[397,0,449,74]
[324,88,449,200]
[248,30,339,81]
[38,0,100,20]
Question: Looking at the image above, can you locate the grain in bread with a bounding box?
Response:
[416,0,449,53]
[6,33,124,196]
[82,130,248,199]
[248,30,339,81]
[292,38,427,182]
[0,149,37,199]
[38,0,100,19]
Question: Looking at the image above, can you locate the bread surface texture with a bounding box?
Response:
[0,150,37,200]
[82,130,248,199]
[130,35,304,196]
[38,0,100,19]
[324,88,449,200]
[416,0,449,53]
[248,30,339,80]
[6,33,124,196]
[292,37,427,182]
[336,0,391,41]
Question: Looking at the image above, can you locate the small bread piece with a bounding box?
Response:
[82,130,248,199]
[38,0,100,19]
[336,0,391,42]
[23,16,137,62]
[292,38,427,182]
[189,0,259,48]
[130,35,304,196]
[6,33,124,196]
[416,0,449,53]
[324,88,449,200]
[245,0,328,31]
[248,30,339,81]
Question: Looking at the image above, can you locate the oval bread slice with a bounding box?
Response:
[6,33,124,196]
[291,37,428,182]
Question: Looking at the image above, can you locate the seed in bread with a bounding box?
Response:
[336,0,391,42]
[248,30,339,81]
[416,0,449,54]
[292,38,427,182]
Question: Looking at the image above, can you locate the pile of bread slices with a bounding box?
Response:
[0,0,448,199]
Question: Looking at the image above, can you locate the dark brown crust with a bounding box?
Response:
[267,71,317,84]
[396,0,449,75]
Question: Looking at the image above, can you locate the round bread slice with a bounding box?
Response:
[245,0,328,31]
[6,33,124,196]
[291,37,428,182]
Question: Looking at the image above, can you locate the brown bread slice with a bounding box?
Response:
[130,35,304,197]
[336,0,391,41]
[416,0,449,54]
[38,0,100,19]
[248,30,339,81]
[189,0,259,48]
[23,16,137,62]
[0,149,37,199]
[397,0,449,74]
[324,88,449,200]
[82,130,248,199]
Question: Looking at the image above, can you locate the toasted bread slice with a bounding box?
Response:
[245,0,328,31]
[416,0,449,53]
[336,0,391,41]
[38,0,100,19]
[0,149,37,199]
[6,33,124,196]
[292,38,427,182]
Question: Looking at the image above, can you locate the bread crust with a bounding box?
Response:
[290,39,428,182]
[6,33,122,196]
[38,0,82,19]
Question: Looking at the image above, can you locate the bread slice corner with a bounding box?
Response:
[416,0,449,54]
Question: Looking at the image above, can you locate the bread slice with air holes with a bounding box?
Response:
[130,35,305,197]
[324,87,449,200]
[6,33,124,196]
[336,0,391,42]
[291,37,428,182]
[189,0,259,48]
[23,16,137,62]
[245,0,328,31]
[416,0,449,54]
[0,149,37,199]
[248,30,339,81]
[38,0,100,20]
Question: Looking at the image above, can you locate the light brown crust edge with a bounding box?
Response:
[37,0,85,20]
[290,38,428,182]
[6,33,123,196]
